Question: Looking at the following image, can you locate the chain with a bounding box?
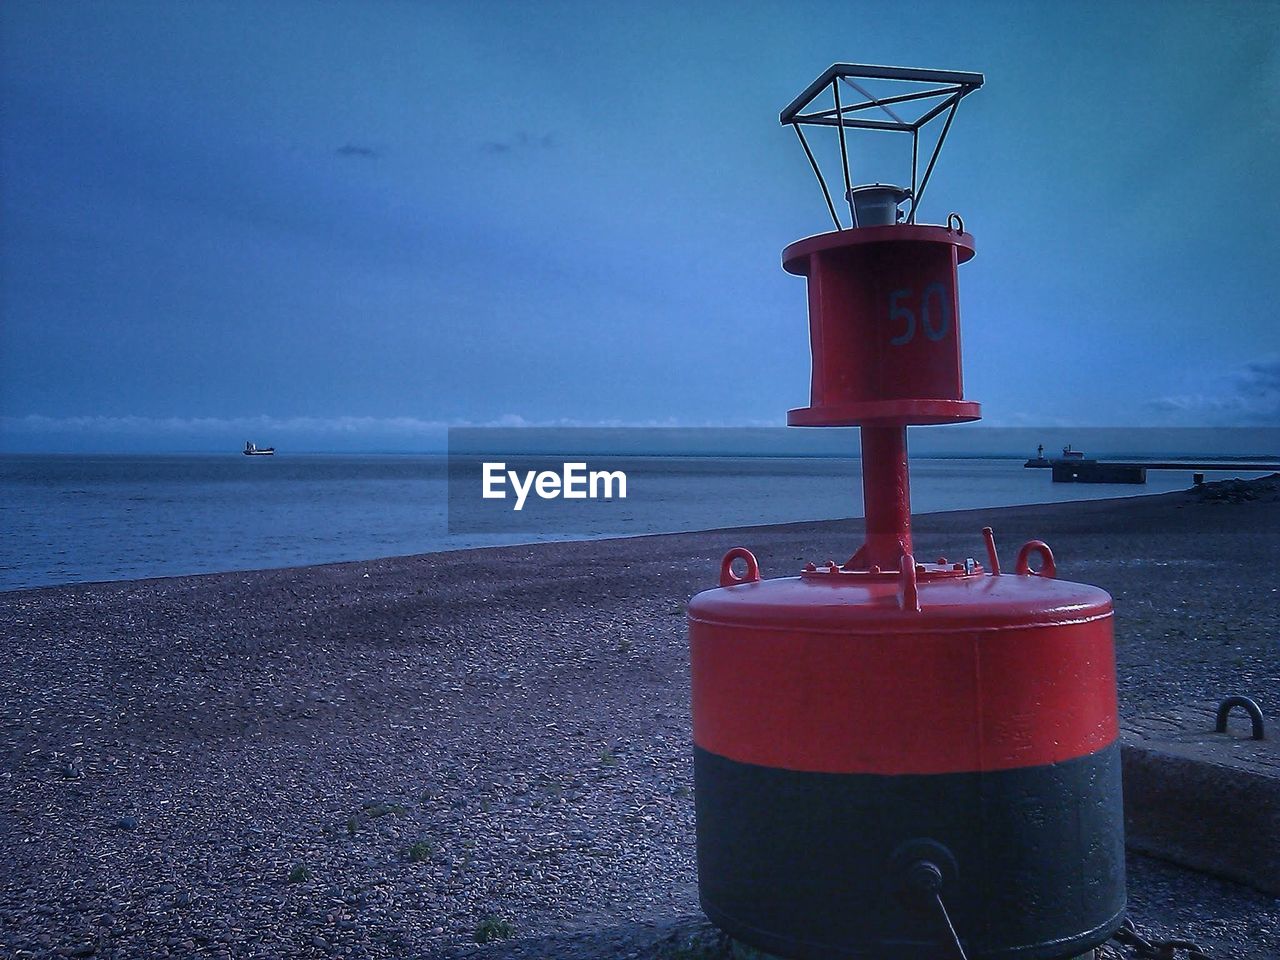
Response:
[1108,917,1212,960]
[933,893,969,960]
[933,893,1213,960]
[930,905,1212,960]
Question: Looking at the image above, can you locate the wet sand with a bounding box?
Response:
[1,479,1278,958]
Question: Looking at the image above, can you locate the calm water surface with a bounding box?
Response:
[0,453,1255,591]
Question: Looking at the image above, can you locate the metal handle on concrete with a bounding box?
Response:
[1215,695,1265,740]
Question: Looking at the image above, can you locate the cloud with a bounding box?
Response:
[480,131,555,155]
[335,143,378,158]
[974,411,1076,428]
[4,414,473,436]
[1146,356,1280,425]
[0,413,781,436]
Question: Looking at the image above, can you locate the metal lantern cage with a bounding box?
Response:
[780,64,984,230]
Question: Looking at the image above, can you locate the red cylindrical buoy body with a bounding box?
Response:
[784,226,979,428]
[688,559,1126,959]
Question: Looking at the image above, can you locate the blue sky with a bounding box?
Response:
[1,0,1277,452]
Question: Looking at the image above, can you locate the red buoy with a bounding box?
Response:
[688,64,1125,960]
[783,225,978,430]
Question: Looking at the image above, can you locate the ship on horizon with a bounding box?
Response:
[243,441,275,456]
[1025,443,1085,468]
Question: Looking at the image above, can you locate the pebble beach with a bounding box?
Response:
[2,478,1279,959]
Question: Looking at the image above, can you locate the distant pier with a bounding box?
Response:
[1023,445,1279,483]
[1052,461,1280,484]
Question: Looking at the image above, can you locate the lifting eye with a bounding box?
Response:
[719,547,761,587]
[1015,540,1056,578]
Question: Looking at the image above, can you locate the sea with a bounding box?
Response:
[2,452,1270,592]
